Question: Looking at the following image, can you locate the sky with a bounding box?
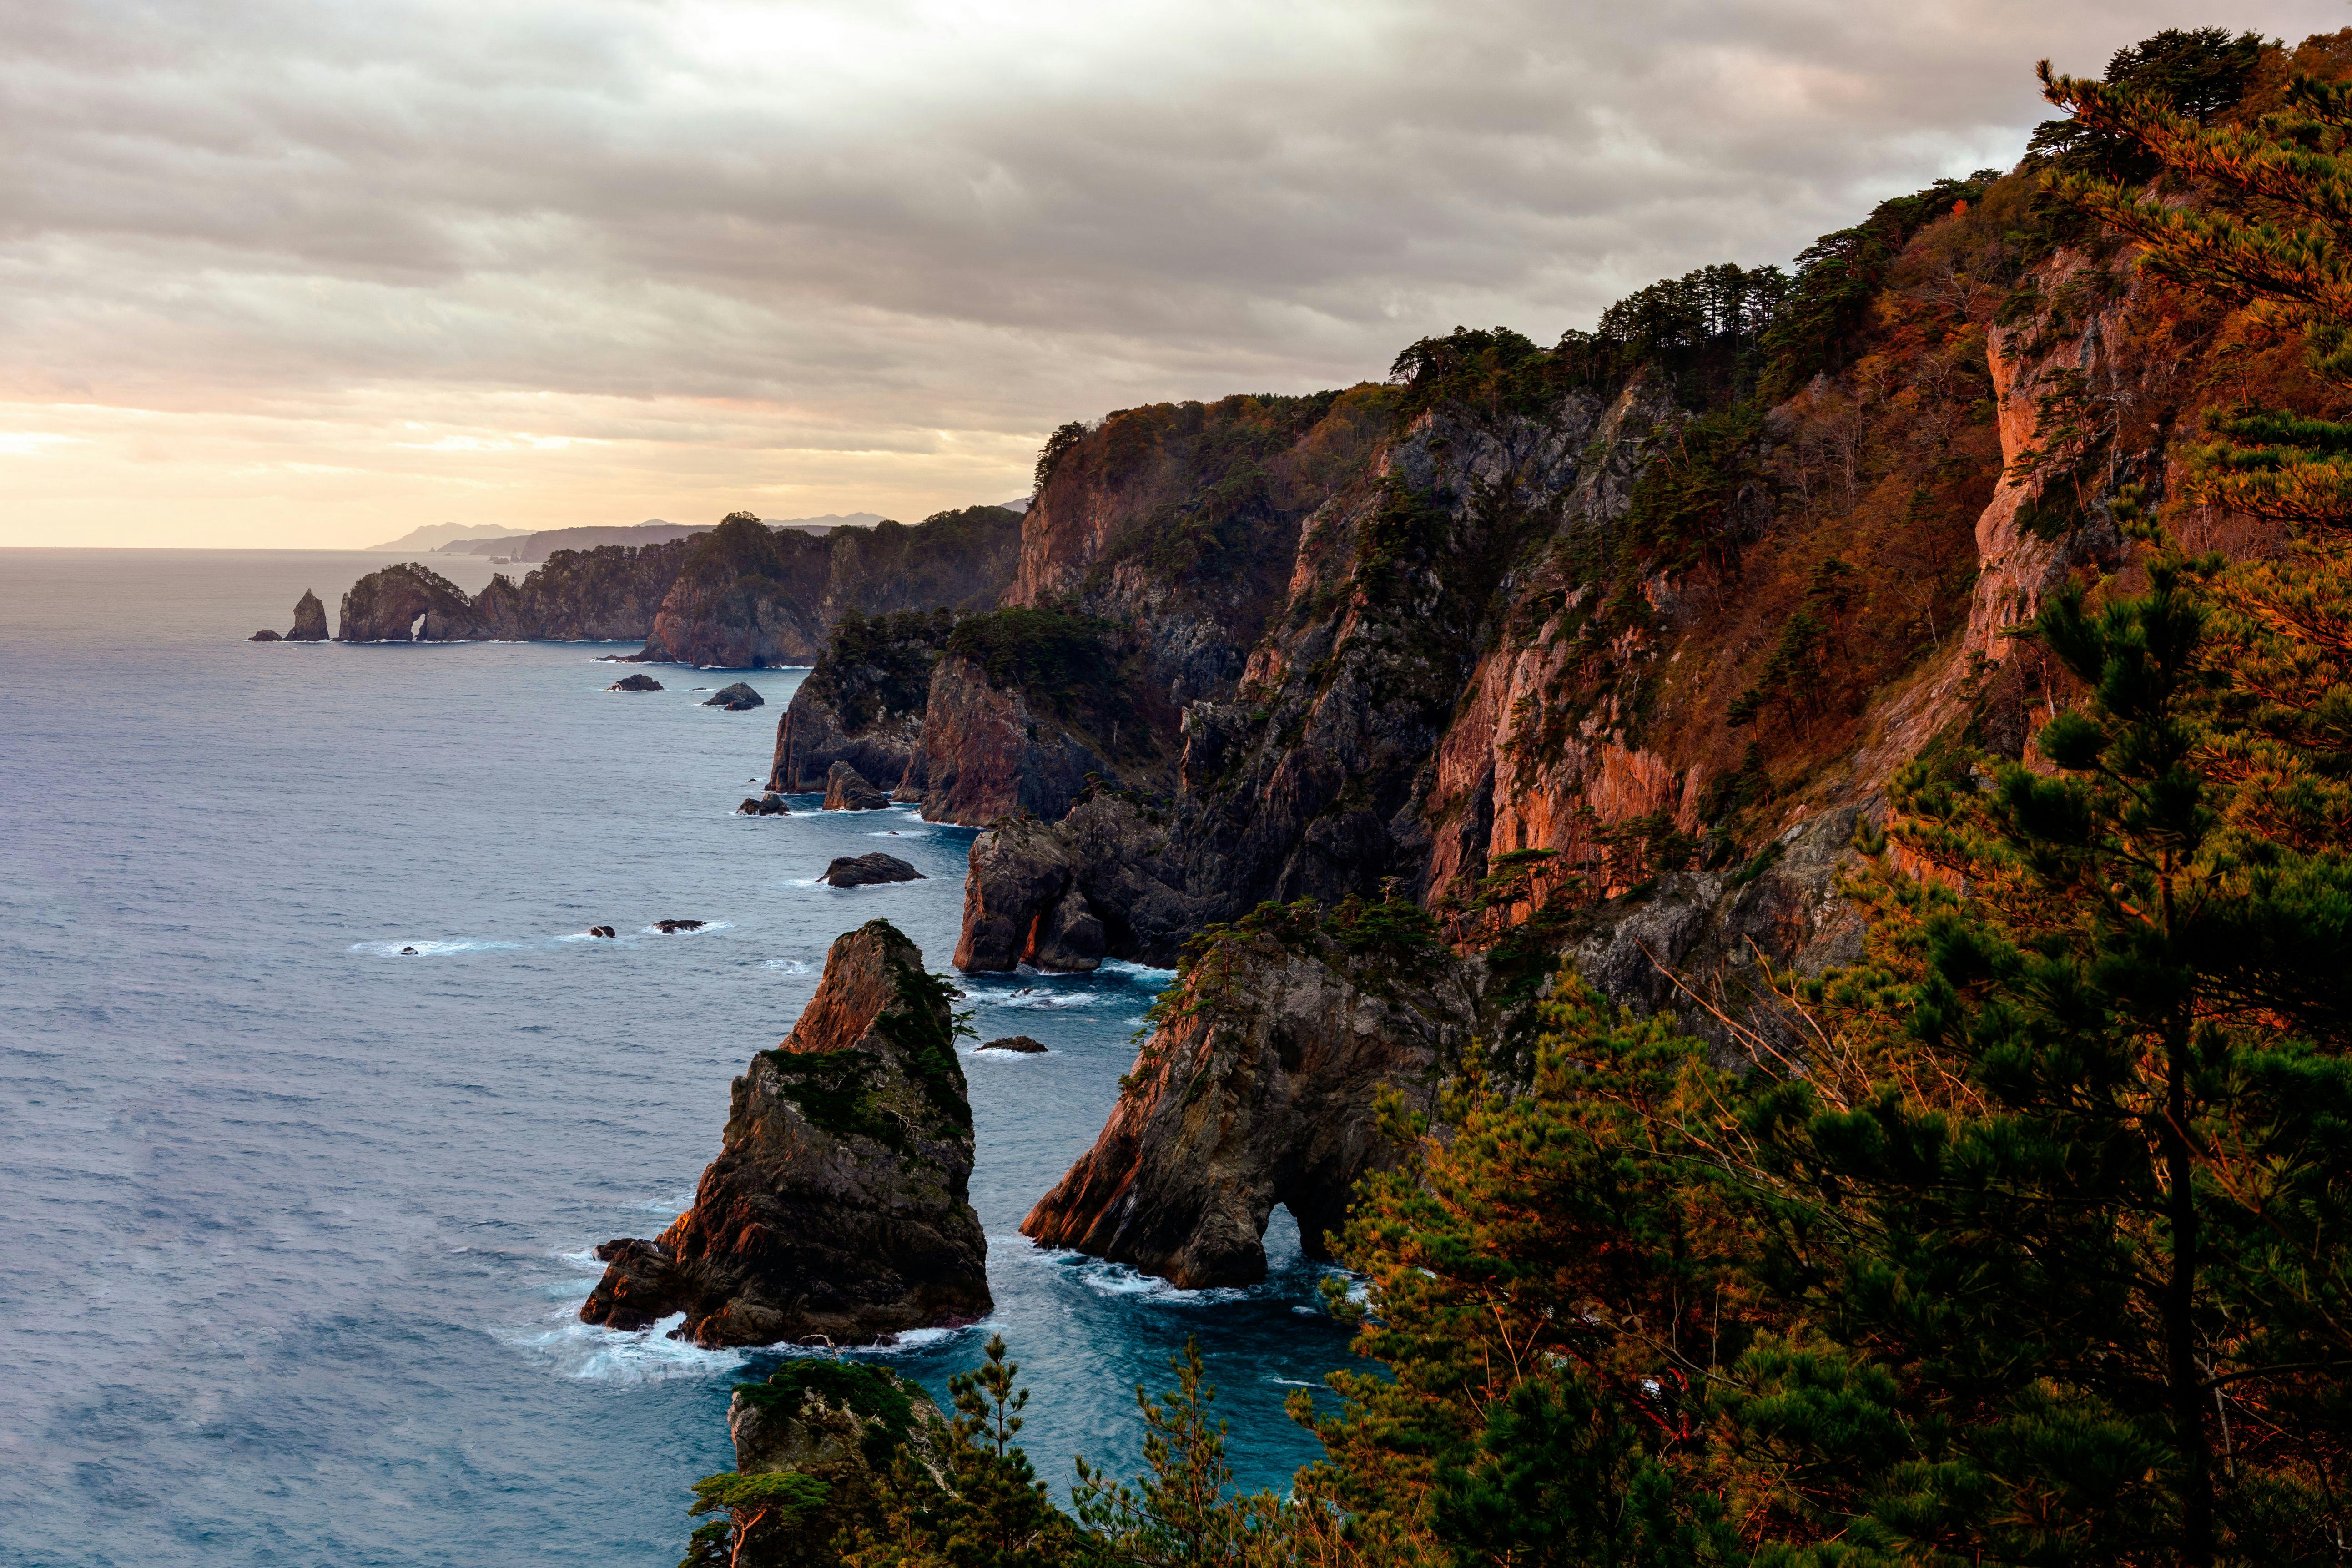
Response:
[5,1,2346,549]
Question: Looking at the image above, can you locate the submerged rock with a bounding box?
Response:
[820,853,924,888]
[656,918,708,933]
[822,761,891,811]
[589,925,617,938]
[249,629,282,641]
[738,794,792,816]
[608,673,663,692]
[976,1035,1047,1054]
[400,945,419,955]
[705,681,765,711]
[579,918,989,1346]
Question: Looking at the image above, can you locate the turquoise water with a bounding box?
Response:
[0,550,1353,1567]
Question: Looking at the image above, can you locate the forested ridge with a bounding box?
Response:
[685,28,2352,1568]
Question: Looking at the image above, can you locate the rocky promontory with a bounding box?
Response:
[767,610,951,796]
[630,505,1022,669]
[1022,907,1474,1286]
[579,918,988,1346]
[327,503,1017,659]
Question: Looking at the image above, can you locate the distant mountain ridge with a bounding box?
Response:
[431,514,888,562]
[365,521,528,552]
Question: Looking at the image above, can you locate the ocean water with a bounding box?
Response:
[0,551,1355,1567]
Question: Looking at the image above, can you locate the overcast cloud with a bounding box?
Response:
[3,0,2344,546]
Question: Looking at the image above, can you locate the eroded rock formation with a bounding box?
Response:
[822,761,891,811]
[1022,917,1475,1286]
[288,590,329,640]
[578,918,988,1346]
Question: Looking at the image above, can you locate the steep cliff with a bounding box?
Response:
[957,146,2350,1036]
[578,919,987,1347]
[1022,902,1476,1286]
[633,506,1022,668]
[632,514,835,666]
[768,610,953,795]
[336,541,690,642]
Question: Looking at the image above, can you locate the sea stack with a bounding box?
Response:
[287,590,330,641]
[579,918,988,1346]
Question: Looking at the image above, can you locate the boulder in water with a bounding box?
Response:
[589,925,617,938]
[400,945,419,955]
[976,1035,1047,1054]
[821,852,925,888]
[738,793,792,816]
[822,760,891,811]
[704,681,765,711]
[249,629,282,641]
[656,918,708,933]
[609,673,664,692]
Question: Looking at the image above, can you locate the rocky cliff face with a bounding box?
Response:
[331,505,1019,659]
[336,541,691,642]
[635,506,1022,668]
[768,610,952,795]
[954,164,2346,1056]
[1022,909,1476,1286]
[633,514,836,667]
[911,653,1115,825]
[578,919,988,1347]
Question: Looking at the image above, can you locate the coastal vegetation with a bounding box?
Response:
[675,26,2352,1568]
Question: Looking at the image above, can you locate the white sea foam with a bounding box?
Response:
[1098,959,1179,982]
[637,920,733,936]
[348,937,524,957]
[763,959,812,974]
[973,987,1098,1011]
[1023,1243,1252,1306]
[500,1306,749,1383]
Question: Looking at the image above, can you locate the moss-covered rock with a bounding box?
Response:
[581,920,988,1346]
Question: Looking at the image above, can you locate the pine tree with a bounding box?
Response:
[846,1336,1075,1568]
[1294,981,1748,1567]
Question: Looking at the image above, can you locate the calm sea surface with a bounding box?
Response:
[0,550,1352,1568]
